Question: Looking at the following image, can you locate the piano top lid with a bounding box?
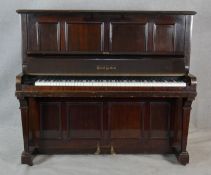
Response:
[16,9,197,15]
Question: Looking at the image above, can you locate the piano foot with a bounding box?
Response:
[176,151,189,165]
[21,151,33,166]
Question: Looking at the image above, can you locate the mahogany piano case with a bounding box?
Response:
[16,10,197,166]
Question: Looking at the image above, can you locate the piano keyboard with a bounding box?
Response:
[34,78,186,87]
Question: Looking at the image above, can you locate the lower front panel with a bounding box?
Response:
[28,97,181,154]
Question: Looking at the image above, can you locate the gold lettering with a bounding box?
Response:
[96,65,117,71]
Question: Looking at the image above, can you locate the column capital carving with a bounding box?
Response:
[183,97,193,108]
[18,97,28,108]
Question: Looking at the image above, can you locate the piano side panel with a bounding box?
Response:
[184,15,193,72]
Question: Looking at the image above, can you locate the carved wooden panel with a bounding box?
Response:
[65,22,104,52]
[27,15,60,52]
[26,14,185,55]
[40,102,61,139]
[153,24,175,52]
[149,102,171,139]
[38,22,60,51]
[67,102,103,139]
[110,22,147,52]
[108,102,144,139]
[152,15,185,53]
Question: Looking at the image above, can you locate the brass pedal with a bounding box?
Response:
[94,143,101,155]
[110,145,116,155]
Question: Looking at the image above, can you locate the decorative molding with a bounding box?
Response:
[19,97,28,108]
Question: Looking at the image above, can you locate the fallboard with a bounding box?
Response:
[25,57,185,76]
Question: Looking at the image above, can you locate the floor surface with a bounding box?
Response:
[0,127,211,175]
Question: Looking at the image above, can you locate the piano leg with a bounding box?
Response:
[19,97,33,166]
[176,97,193,165]
[21,151,33,166]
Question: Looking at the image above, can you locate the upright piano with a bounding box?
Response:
[16,10,197,166]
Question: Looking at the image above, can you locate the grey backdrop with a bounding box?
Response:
[0,1,211,174]
[0,0,211,129]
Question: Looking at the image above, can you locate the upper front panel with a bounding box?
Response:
[26,14,186,55]
[19,12,194,75]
